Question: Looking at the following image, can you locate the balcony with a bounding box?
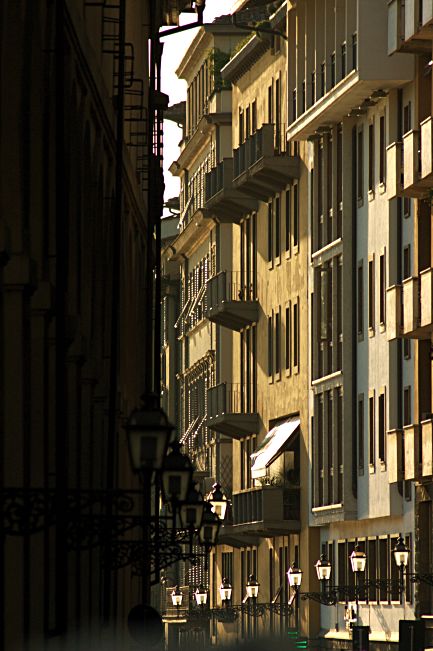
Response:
[403,276,420,334]
[231,486,300,537]
[421,268,433,328]
[387,273,433,341]
[204,271,259,331]
[404,424,420,481]
[388,0,433,54]
[204,158,256,223]
[422,418,433,478]
[421,116,433,185]
[206,382,259,439]
[402,130,430,198]
[387,425,420,482]
[386,141,403,199]
[232,124,299,201]
[387,429,403,483]
[386,284,402,340]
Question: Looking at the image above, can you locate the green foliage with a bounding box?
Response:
[207,48,231,91]
[231,20,272,57]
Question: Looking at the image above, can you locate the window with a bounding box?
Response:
[404,386,411,426]
[293,299,299,369]
[403,245,411,279]
[368,539,377,602]
[368,257,375,331]
[285,188,291,252]
[267,202,273,262]
[251,100,257,134]
[293,183,299,248]
[268,84,273,123]
[222,551,233,584]
[268,315,273,377]
[330,52,336,88]
[311,71,316,105]
[245,105,250,139]
[341,42,347,78]
[275,195,280,259]
[320,62,325,97]
[403,246,411,357]
[352,32,358,70]
[403,197,411,218]
[357,129,364,201]
[379,252,386,325]
[378,390,386,463]
[403,102,412,135]
[357,262,364,335]
[369,392,375,466]
[379,115,386,184]
[239,108,244,145]
[285,304,291,371]
[292,88,297,121]
[275,309,281,375]
[368,122,375,192]
[358,394,364,472]
[379,538,388,601]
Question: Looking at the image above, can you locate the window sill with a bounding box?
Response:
[368,327,375,338]
[285,250,291,260]
[380,461,386,472]
[293,244,299,256]
[357,197,364,209]
[285,368,291,378]
[369,464,375,474]
[268,260,274,271]
[379,182,386,195]
[379,322,386,334]
[275,371,281,382]
[357,331,364,343]
[293,364,299,375]
[275,255,281,267]
[368,189,375,202]
[268,375,274,384]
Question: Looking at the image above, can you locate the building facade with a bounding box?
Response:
[0,1,194,649]
[163,0,433,650]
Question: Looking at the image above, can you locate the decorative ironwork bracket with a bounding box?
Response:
[0,487,206,578]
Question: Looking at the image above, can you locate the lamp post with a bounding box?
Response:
[206,482,228,521]
[220,578,232,607]
[393,535,410,599]
[246,574,259,638]
[287,563,303,634]
[195,584,208,612]
[171,585,183,619]
[349,545,367,627]
[126,394,174,604]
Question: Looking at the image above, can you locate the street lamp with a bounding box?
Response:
[126,394,174,473]
[206,482,228,521]
[350,545,367,627]
[287,564,303,633]
[194,584,208,609]
[198,501,222,549]
[220,578,232,605]
[246,575,259,638]
[315,553,332,597]
[393,536,410,597]
[179,482,205,532]
[161,440,194,504]
[171,585,183,619]
[246,574,259,599]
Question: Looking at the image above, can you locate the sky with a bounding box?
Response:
[160,0,234,212]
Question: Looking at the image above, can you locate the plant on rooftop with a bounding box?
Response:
[207,48,231,92]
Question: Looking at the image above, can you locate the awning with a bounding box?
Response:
[250,416,300,479]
